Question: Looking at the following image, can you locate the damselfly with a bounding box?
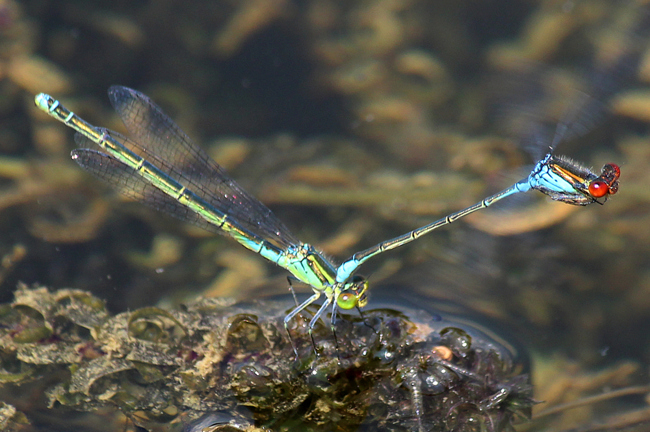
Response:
[336,74,623,281]
[35,86,368,355]
[335,151,619,283]
[35,87,617,354]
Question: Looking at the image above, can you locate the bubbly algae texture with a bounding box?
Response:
[0,285,532,431]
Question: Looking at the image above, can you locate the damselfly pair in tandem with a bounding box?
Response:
[34,86,619,355]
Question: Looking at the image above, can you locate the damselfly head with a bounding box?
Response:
[589,163,621,197]
[587,162,620,200]
[337,275,369,310]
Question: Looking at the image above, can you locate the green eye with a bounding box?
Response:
[337,292,358,310]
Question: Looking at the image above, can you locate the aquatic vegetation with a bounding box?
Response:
[2,285,647,432]
[0,285,533,431]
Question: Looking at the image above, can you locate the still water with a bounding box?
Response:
[1,0,649,430]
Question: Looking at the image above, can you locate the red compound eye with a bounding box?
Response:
[588,180,609,198]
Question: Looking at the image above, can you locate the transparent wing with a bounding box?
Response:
[75,129,298,248]
[99,86,299,247]
[71,147,228,235]
[490,10,650,160]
